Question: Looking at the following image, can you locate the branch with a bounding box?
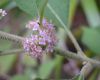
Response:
[0,47,100,67]
[0,31,24,43]
[55,49,100,67]
[0,31,100,67]
[80,62,93,78]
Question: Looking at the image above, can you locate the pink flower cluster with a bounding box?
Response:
[0,9,7,17]
[23,18,57,58]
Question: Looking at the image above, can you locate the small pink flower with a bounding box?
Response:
[26,20,39,31]
[23,18,57,58]
[0,9,7,17]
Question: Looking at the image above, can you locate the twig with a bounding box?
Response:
[80,62,93,78]
[56,49,100,67]
[0,31,24,43]
[0,31,100,67]
[0,47,100,67]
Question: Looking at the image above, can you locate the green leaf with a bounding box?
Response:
[78,75,84,80]
[0,29,16,73]
[23,55,37,66]
[38,59,56,79]
[0,55,16,73]
[74,74,84,80]
[88,69,99,80]
[69,0,78,26]
[0,0,10,7]
[81,0,100,27]
[14,0,38,17]
[15,0,70,29]
[11,75,29,80]
[44,0,70,28]
[0,40,12,50]
[55,55,63,80]
[82,27,100,54]
[36,0,48,25]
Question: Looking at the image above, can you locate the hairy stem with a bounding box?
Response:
[80,62,93,78]
[56,49,100,67]
[0,31,24,43]
[0,31,100,67]
[0,47,100,67]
